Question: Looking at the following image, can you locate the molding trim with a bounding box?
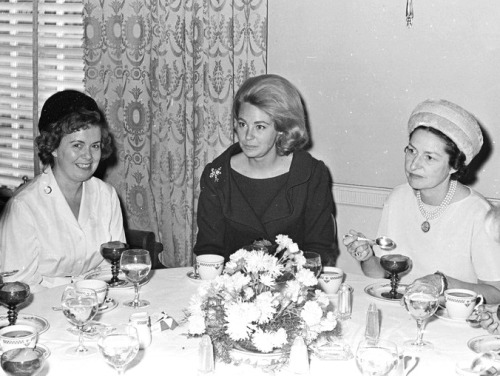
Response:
[333,183,500,208]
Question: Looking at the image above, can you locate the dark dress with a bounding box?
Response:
[193,143,339,265]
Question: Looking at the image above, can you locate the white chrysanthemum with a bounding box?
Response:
[230,248,250,262]
[187,313,206,335]
[319,311,337,332]
[275,234,293,251]
[301,301,323,327]
[188,295,206,316]
[284,280,302,302]
[245,251,271,274]
[243,286,255,300]
[252,328,288,353]
[287,242,300,253]
[231,272,251,291]
[259,273,275,288]
[255,291,278,324]
[314,290,330,307]
[294,253,307,268]
[225,302,259,341]
[224,260,238,273]
[296,268,317,287]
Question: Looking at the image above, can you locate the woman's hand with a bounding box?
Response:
[343,230,374,262]
[470,304,500,334]
[411,274,443,295]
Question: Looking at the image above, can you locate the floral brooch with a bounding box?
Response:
[209,167,222,182]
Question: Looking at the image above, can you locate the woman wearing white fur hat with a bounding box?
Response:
[344,99,500,303]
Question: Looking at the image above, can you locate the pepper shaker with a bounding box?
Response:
[198,334,214,375]
[365,303,379,342]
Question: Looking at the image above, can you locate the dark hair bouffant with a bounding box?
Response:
[35,90,113,167]
[232,74,309,156]
[410,126,468,180]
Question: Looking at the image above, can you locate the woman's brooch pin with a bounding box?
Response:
[209,167,221,182]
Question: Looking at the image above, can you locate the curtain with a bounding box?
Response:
[83,0,267,267]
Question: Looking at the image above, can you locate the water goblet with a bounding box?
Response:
[1,348,45,376]
[356,339,399,376]
[403,282,440,351]
[61,285,99,356]
[100,241,129,287]
[303,251,322,278]
[0,282,30,327]
[380,254,410,299]
[120,249,151,308]
[98,324,139,375]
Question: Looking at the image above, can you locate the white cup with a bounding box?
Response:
[318,266,344,295]
[196,254,224,280]
[0,324,38,352]
[76,279,108,305]
[444,288,484,320]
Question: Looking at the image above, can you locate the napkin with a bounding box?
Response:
[151,312,178,332]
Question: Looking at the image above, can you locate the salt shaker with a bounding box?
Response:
[198,334,214,375]
[129,312,152,349]
[364,303,379,342]
[288,336,309,375]
[337,283,353,320]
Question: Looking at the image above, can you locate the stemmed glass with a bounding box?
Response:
[356,339,399,376]
[1,348,45,376]
[303,251,322,277]
[98,324,139,375]
[0,282,30,326]
[120,249,151,308]
[61,286,99,356]
[100,241,129,287]
[403,282,439,351]
[380,254,410,299]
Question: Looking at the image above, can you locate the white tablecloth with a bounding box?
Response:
[0,268,490,375]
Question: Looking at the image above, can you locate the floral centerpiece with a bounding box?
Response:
[186,235,336,367]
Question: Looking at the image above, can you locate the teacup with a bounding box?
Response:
[196,254,224,280]
[0,324,38,352]
[444,288,484,320]
[318,266,344,295]
[75,279,108,306]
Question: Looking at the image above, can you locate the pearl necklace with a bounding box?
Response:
[416,179,457,233]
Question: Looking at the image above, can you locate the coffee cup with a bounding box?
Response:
[196,254,224,280]
[75,279,108,305]
[444,288,484,320]
[318,266,344,295]
[0,324,38,352]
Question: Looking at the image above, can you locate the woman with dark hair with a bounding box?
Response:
[345,99,500,303]
[0,90,125,290]
[194,74,338,264]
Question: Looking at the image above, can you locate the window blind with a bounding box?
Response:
[0,0,84,189]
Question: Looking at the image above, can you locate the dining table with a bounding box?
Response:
[0,267,494,376]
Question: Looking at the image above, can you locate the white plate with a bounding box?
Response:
[434,306,467,324]
[84,267,149,289]
[0,313,49,334]
[364,282,408,302]
[187,270,201,282]
[468,335,500,359]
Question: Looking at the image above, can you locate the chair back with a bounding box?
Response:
[125,229,165,270]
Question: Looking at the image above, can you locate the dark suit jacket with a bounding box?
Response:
[194,143,339,265]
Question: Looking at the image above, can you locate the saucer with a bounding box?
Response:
[187,270,201,281]
[0,314,49,334]
[468,335,500,360]
[364,282,407,303]
[434,306,468,324]
[98,298,118,313]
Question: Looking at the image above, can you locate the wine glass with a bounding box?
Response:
[0,282,30,326]
[303,251,322,277]
[61,286,99,356]
[380,254,410,299]
[100,241,129,287]
[1,348,45,376]
[356,339,399,376]
[120,249,151,308]
[98,324,139,375]
[403,282,440,351]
